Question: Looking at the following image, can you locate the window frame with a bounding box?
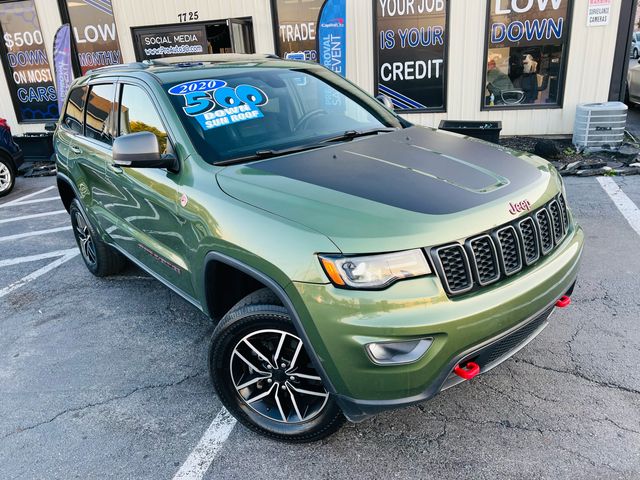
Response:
[115,79,178,163]
[480,0,575,112]
[61,85,89,135]
[83,82,118,146]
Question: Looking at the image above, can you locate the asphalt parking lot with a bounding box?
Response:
[1,174,639,480]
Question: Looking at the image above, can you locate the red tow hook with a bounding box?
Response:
[454,361,481,380]
[555,295,571,308]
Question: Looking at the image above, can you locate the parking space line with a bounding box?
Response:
[0,248,78,268]
[0,210,67,224]
[597,177,640,237]
[172,408,237,480]
[0,251,79,299]
[0,186,55,207]
[0,196,60,209]
[0,226,72,243]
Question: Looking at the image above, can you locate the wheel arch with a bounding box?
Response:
[202,251,337,395]
[56,172,79,213]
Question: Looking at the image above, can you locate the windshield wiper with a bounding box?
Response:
[214,128,398,166]
[214,143,328,166]
[319,127,398,144]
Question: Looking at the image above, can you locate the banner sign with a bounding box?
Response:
[374,0,448,111]
[489,0,569,48]
[317,0,346,75]
[0,0,58,122]
[133,24,208,61]
[273,0,347,76]
[65,0,122,74]
[53,24,73,112]
[587,0,610,26]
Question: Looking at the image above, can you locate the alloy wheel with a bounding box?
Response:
[230,329,329,424]
[0,162,11,193]
[74,211,97,266]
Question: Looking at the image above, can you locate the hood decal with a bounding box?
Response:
[248,127,543,215]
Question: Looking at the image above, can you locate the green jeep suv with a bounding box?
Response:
[54,54,583,442]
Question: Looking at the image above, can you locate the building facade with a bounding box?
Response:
[0,0,631,136]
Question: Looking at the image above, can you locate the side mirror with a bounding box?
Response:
[44,122,56,132]
[376,94,394,110]
[112,131,177,169]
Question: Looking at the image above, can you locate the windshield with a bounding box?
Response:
[163,66,404,164]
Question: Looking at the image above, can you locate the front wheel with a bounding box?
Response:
[208,289,345,442]
[0,157,15,198]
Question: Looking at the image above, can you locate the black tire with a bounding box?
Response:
[208,288,345,443]
[69,198,126,277]
[0,156,15,198]
[634,48,639,59]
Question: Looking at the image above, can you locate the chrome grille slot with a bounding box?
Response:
[434,244,472,294]
[558,194,569,229]
[467,235,500,285]
[548,200,564,242]
[517,217,540,265]
[495,226,522,275]
[535,208,554,254]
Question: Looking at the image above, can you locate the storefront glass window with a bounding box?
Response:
[0,0,58,122]
[62,0,122,75]
[373,0,448,112]
[484,0,572,109]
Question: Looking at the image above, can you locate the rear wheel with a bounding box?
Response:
[0,157,15,198]
[208,288,345,442]
[70,198,126,276]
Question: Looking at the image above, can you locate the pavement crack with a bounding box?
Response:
[515,358,640,396]
[1,370,205,440]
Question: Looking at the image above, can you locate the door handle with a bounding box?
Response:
[70,145,82,154]
[109,164,123,174]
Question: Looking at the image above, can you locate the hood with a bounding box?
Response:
[217,126,560,253]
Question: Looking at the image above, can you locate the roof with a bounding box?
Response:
[85,54,317,82]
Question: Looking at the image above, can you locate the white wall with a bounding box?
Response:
[0,0,623,136]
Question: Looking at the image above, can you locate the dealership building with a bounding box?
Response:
[0,0,635,137]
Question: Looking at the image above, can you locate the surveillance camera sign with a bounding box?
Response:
[587,0,611,27]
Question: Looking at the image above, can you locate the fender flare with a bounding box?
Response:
[202,251,337,395]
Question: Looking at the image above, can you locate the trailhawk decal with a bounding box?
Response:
[168,79,268,130]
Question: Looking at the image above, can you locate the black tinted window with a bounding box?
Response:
[85,84,115,145]
[119,84,169,153]
[63,86,87,134]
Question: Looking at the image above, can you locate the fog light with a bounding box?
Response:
[366,338,432,365]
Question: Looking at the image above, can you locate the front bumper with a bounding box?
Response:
[285,224,584,422]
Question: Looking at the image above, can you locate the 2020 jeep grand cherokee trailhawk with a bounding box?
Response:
[54,54,583,442]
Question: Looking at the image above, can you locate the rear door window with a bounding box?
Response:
[62,86,88,134]
[85,84,116,145]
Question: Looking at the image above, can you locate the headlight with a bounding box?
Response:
[319,249,431,289]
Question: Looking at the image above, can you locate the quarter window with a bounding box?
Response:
[118,84,169,153]
[85,84,115,145]
[483,0,572,109]
[62,86,88,134]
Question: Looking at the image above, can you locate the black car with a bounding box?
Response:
[0,118,24,197]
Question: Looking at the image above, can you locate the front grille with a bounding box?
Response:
[431,194,570,297]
